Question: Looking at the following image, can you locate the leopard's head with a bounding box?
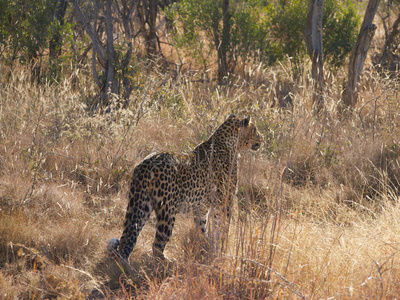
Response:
[214,114,262,151]
[238,116,261,151]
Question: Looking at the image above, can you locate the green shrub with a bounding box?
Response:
[0,0,54,62]
[167,0,359,79]
[270,0,360,74]
[323,0,360,68]
[166,0,280,73]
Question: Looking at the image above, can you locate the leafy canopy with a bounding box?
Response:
[166,0,360,74]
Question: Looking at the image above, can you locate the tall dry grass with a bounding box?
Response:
[0,62,399,299]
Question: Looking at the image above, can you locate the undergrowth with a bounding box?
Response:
[0,62,399,299]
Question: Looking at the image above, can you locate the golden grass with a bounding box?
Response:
[0,63,399,299]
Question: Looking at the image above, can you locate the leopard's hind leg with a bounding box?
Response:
[152,204,177,260]
[117,190,153,260]
[151,181,180,259]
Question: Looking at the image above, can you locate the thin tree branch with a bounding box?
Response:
[72,0,106,66]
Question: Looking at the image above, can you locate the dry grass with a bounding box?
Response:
[0,62,400,299]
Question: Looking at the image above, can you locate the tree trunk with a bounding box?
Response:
[118,1,138,107]
[379,13,400,68]
[142,0,158,58]
[72,0,116,109]
[72,0,106,68]
[305,0,324,113]
[342,0,380,108]
[136,0,158,58]
[49,0,68,67]
[218,0,230,84]
[103,0,117,104]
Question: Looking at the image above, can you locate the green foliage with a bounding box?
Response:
[114,43,140,99]
[166,0,280,72]
[230,0,282,65]
[0,0,54,62]
[167,0,359,78]
[0,1,8,47]
[270,0,360,71]
[323,0,360,68]
[269,0,307,67]
[0,0,72,81]
[166,0,221,70]
[48,19,74,81]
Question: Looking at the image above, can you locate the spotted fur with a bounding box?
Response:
[108,114,261,260]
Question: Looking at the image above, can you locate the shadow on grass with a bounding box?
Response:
[89,226,218,298]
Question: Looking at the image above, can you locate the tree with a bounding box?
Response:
[167,0,232,83]
[0,0,55,81]
[375,1,400,72]
[218,0,230,83]
[49,0,69,80]
[342,0,381,108]
[270,0,307,79]
[136,0,159,58]
[115,0,138,105]
[270,0,359,79]
[380,14,400,68]
[305,0,324,112]
[73,0,115,107]
[167,0,279,82]
[73,0,139,108]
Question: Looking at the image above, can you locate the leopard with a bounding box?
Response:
[107,114,262,261]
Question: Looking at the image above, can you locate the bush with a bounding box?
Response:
[270,0,360,75]
[323,0,360,68]
[0,0,54,62]
[166,0,281,73]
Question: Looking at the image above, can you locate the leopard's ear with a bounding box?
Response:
[227,114,236,119]
[239,116,250,127]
